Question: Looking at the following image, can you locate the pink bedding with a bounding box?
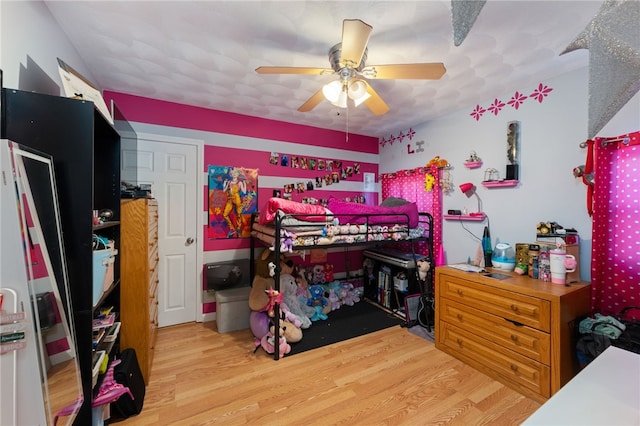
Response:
[327,198,419,228]
[259,197,332,224]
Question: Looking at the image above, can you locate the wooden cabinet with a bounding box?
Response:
[2,88,121,424]
[435,266,590,403]
[120,198,159,384]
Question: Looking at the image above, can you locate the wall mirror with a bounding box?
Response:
[7,140,83,425]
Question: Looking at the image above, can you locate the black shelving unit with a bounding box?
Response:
[2,88,121,425]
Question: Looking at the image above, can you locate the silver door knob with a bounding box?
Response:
[185,237,194,246]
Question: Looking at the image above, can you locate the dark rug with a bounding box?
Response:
[289,301,405,355]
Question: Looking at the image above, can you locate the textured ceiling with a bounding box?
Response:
[44,1,603,137]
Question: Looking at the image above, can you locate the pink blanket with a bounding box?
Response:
[327,198,419,228]
[259,197,332,224]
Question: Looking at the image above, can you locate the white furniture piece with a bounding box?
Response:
[523,346,640,425]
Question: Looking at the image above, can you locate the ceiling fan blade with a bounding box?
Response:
[362,81,389,115]
[364,63,446,80]
[340,19,372,67]
[256,66,332,75]
[298,88,326,112]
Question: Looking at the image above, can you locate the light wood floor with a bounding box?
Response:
[115,321,541,425]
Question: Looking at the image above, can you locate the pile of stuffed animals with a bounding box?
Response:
[248,249,362,356]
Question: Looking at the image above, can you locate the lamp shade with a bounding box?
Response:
[322,80,343,103]
[348,80,371,106]
[459,182,474,194]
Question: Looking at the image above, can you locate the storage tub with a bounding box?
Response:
[215,286,251,333]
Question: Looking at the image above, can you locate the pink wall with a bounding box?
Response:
[103,91,379,315]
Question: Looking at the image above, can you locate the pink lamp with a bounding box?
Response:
[459,182,482,214]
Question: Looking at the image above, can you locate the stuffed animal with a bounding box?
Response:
[312,264,325,284]
[249,248,302,346]
[323,264,334,282]
[279,273,313,329]
[262,287,283,318]
[249,248,294,311]
[260,322,291,356]
[250,310,302,346]
[417,258,431,281]
[339,282,360,306]
[307,284,328,321]
[328,288,341,311]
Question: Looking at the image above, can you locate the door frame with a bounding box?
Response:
[122,130,206,323]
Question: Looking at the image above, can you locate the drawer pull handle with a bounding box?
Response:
[510,304,520,313]
[510,364,518,372]
[510,334,518,342]
[456,338,463,346]
[505,318,524,327]
[456,314,463,321]
[457,289,463,296]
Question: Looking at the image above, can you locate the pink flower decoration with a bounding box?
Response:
[488,98,506,116]
[530,83,553,103]
[397,131,406,143]
[470,105,486,121]
[407,128,416,140]
[507,91,528,110]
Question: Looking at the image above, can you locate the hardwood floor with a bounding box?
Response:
[114,320,541,425]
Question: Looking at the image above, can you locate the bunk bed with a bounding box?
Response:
[250,197,434,360]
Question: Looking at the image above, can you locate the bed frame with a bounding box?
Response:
[250,209,434,360]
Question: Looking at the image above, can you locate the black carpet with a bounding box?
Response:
[289,301,405,355]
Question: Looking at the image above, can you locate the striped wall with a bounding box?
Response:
[105,91,381,318]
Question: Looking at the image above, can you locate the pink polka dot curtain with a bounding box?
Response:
[589,131,639,321]
[380,165,443,265]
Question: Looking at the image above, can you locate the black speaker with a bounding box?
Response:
[506,164,519,180]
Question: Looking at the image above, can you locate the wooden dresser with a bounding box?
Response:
[435,266,591,403]
[120,198,159,384]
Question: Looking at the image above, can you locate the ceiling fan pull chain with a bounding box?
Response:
[346,102,349,143]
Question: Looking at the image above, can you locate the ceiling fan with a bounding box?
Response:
[255,19,446,115]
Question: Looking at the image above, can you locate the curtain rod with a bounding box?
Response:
[579,137,630,148]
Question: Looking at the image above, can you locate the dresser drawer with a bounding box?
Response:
[440,298,551,364]
[439,274,551,332]
[439,321,551,397]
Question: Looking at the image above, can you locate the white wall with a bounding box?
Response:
[381,67,640,280]
[0,1,94,94]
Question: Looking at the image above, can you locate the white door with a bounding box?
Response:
[121,138,198,327]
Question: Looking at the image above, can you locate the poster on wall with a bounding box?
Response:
[208,166,258,239]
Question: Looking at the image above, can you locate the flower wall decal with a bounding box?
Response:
[530,83,553,103]
[469,82,553,121]
[488,98,506,115]
[507,91,528,110]
[470,104,487,121]
[380,128,419,148]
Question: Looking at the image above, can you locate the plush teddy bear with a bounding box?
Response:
[249,248,302,344]
[307,284,328,321]
[249,248,294,311]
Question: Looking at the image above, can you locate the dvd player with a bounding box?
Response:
[363,248,421,269]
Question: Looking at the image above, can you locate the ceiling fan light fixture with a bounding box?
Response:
[348,80,371,107]
[322,80,343,103]
[331,88,348,108]
[323,80,349,108]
